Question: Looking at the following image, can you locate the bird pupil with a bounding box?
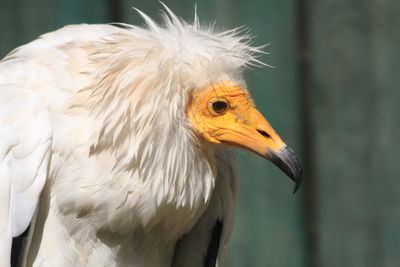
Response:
[213,101,227,113]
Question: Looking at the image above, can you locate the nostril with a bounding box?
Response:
[257,129,271,138]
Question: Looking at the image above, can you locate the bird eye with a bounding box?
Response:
[210,98,229,115]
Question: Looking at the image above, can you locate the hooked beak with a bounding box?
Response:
[186,83,303,193]
[268,146,303,193]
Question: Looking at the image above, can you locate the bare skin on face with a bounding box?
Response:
[187,80,286,156]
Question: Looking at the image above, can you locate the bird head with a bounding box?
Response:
[82,5,303,195]
[187,80,302,193]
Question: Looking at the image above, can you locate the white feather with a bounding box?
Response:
[0,85,52,266]
[0,6,264,266]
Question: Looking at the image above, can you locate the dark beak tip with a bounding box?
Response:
[292,176,302,194]
[292,165,303,194]
[268,146,303,194]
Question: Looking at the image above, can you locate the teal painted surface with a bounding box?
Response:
[0,0,57,56]
[0,0,111,58]
[310,0,400,266]
[56,0,111,26]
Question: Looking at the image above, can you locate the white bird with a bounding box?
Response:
[0,5,302,267]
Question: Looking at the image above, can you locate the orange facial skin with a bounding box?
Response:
[187,80,286,158]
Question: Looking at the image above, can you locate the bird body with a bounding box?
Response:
[0,7,302,267]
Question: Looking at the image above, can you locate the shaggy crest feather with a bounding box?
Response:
[71,7,265,216]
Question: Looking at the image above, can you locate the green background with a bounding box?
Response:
[1,0,399,266]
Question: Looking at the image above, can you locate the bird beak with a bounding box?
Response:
[216,107,303,193]
[268,147,303,193]
[187,84,303,193]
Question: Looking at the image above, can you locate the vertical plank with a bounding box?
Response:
[119,1,306,266]
[224,1,306,266]
[297,0,318,265]
[310,0,400,266]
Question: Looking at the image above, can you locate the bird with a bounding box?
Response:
[0,5,302,267]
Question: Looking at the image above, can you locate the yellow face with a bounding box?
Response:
[187,80,303,193]
[187,80,285,156]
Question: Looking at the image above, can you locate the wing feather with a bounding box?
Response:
[172,148,238,267]
[0,85,52,266]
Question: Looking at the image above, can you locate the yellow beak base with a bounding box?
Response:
[187,81,303,193]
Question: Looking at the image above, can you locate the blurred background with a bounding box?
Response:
[1,0,399,266]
